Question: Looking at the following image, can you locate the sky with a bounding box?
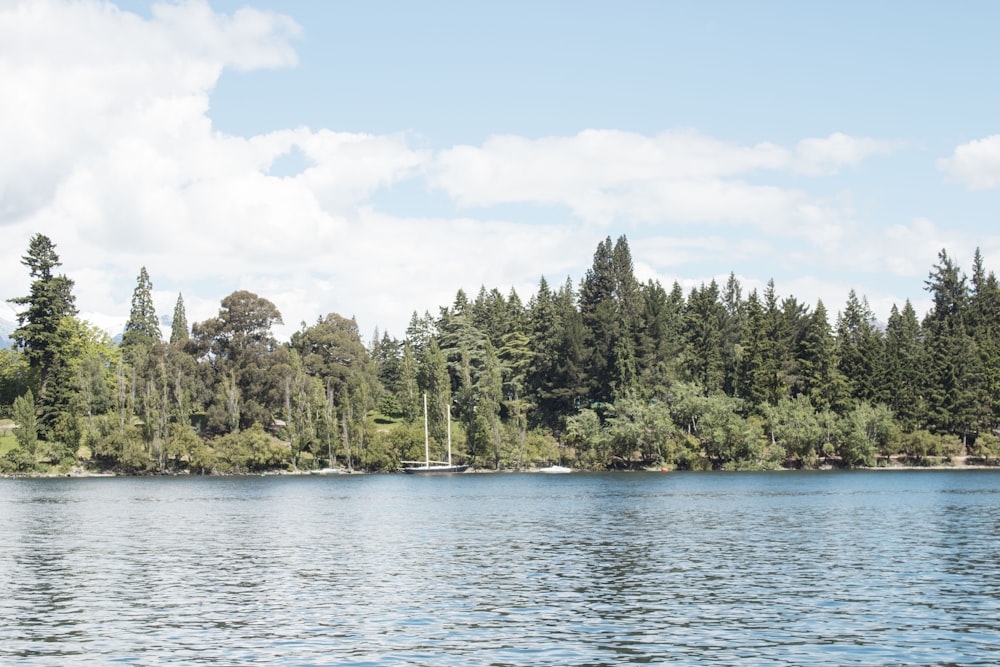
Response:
[3,0,1000,342]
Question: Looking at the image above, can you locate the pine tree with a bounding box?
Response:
[527,277,588,428]
[683,281,726,394]
[737,289,767,406]
[579,236,641,403]
[636,279,684,398]
[836,290,885,404]
[720,273,746,396]
[7,233,77,403]
[967,248,1000,429]
[884,301,925,430]
[922,249,983,444]
[797,300,849,412]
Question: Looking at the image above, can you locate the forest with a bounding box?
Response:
[2,232,999,475]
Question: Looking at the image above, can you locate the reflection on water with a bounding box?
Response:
[1,471,999,665]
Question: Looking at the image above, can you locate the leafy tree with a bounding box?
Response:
[478,340,504,469]
[291,313,378,407]
[192,290,283,434]
[418,339,451,446]
[397,341,421,422]
[213,423,289,473]
[766,394,825,466]
[498,328,534,468]
[697,395,763,468]
[604,397,676,465]
[835,402,897,467]
[12,390,38,461]
[564,408,605,467]
[0,348,30,408]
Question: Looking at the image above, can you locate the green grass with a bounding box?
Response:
[370,412,405,428]
[0,430,17,457]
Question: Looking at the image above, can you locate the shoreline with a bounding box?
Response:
[6,460,1000,479]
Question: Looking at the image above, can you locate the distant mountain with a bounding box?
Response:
[0,318,15,349]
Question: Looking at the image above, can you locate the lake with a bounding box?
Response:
[1,470,998,665]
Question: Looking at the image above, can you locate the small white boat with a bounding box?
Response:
[310,468,342,475]
[537,465,572,474]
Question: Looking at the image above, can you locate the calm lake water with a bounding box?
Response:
[1,470,999,666]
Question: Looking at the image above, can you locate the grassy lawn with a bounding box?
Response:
[0,420,17,457]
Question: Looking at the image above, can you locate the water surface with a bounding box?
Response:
[1,471,998,665]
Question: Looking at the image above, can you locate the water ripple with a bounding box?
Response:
[1,471,999,665]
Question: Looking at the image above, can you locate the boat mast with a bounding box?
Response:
[423,393,430,468]
[447,400,452,466]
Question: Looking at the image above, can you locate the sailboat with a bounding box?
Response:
[402,394,469,474]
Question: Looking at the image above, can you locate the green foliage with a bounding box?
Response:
[970,431,1000,460]
[12,390,37,457]
[835,402,897,467]
[170,293,189,344]
[6,234,1000,475]
[121,266,161,361]
[766,395,825,467]
[698,397,764,468]
[565,409,606,467]
[604,397,676,465]
[213,423,289,473]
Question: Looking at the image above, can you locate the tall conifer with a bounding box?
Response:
[170,293,189,344]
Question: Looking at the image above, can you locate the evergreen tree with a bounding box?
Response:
[683,281,726,393]
[7,233,77,403]
[121,266,161,362]
[635,279,684,398]
[922,250,983,444]
[578,236,641,403]
[883,301,925,430]
[967,248,1000,429]
[836,290,885,404]
[797,300,849,412]
[170,293,189,344]
[736,290,768,406]
[720,273,746,396]
[478,339,504,469]
[526,276,587,429]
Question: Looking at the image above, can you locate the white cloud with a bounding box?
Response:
[939,134,1000,189]
[426,129,881,242]
[0,0,299,225]
[0,0,938,343]
[794,132,895,175]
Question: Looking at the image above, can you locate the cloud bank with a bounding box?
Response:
[0,0,982,340]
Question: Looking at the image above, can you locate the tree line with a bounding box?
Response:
[2,232,999,474]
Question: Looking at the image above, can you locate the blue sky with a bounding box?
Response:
[3,0,1000,340]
